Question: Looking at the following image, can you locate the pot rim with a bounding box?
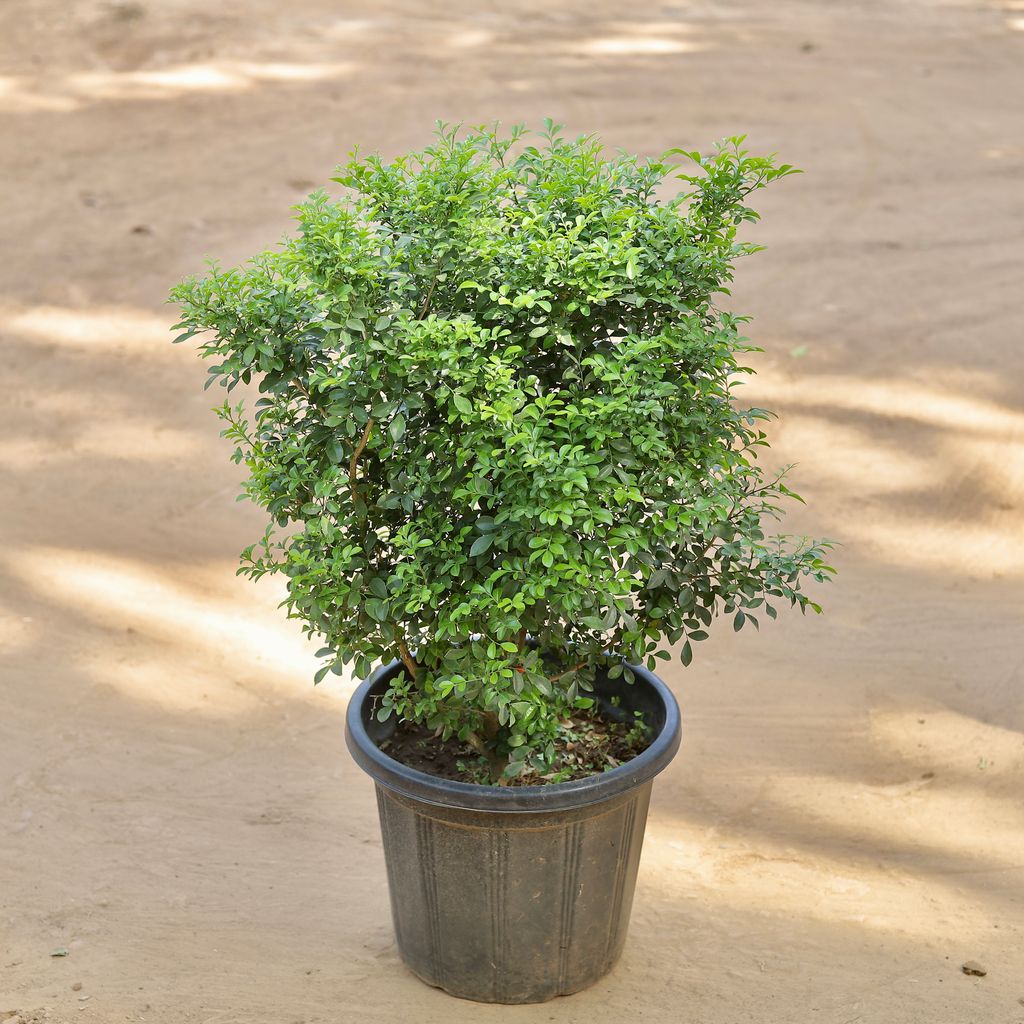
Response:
[345,659,681,813]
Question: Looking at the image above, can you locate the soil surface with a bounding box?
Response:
[2,2,1024,1023]
[380,706,650,784]
[379,720,480,780]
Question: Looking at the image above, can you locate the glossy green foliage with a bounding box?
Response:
[171,122,835,780]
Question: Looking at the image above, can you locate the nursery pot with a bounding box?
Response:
[345,660,682,1004]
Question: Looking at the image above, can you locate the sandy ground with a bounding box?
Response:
[2,1,1024,1021]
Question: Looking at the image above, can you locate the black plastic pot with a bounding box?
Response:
[345,660,681,1004]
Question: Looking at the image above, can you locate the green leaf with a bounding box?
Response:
[389,413,406,442]
[469,534,494,557]
[365,599,387,622]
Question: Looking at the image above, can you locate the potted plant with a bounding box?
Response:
[171,122,834,1003]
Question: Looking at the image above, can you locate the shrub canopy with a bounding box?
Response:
[172,122,834,780]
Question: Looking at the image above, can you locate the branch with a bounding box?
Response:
[416,276,438,319]
[549,660,587,683]
[465,728,509,784]
[396,638,418,681]
[348,417,374,507]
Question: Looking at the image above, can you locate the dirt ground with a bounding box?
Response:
[2,1,1023,1021]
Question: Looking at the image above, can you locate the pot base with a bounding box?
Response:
[376,784,651,1004]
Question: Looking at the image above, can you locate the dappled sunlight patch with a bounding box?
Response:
[0,75,78,113]
[0,60,353,112]
[639,820,995,939]
[575,35,703,57]
[853,518,1024,575]
[572,20,705,58]
[870,703,1024,781]
[0,422,199,466]
[6,304,176,354]
[761,767,1024,875]
[749,372,1024,437]
[85,646,267,716]
[983,145,1024,159]
[78,420,199,460]
[636,677,1024,940]
[747,369,1024,575]
[577,37,699,56]
[781,415,936,494]
[322,17,379,38]
[446,28,495,49]
[3,546,354,712]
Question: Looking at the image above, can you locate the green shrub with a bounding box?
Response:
[171,121,835,782]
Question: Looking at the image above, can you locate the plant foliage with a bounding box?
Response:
[171,121,835,782]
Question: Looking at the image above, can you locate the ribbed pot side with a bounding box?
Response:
[346,660,681,1004]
